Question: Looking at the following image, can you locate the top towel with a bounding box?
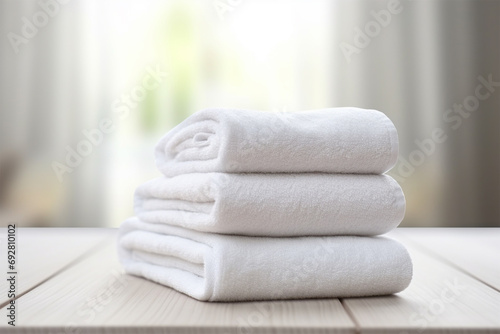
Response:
[155,107,399,176]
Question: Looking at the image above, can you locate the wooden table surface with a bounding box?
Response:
[0,228,499,334]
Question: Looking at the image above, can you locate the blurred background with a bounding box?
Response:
[0,0,498,228]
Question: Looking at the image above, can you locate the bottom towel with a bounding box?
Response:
[118,218,413,301]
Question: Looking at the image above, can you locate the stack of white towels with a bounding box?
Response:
[118,107,412,302]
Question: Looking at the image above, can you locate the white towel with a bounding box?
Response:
[134,173,405,236]
[118,218,413,301]
[154,108,399,176]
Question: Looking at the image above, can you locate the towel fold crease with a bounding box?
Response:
[134,173,406,236]
[155,108,399,176]
[118,218,413,301]
[117,107,412,301]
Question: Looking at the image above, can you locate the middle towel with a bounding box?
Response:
[135,173,405,237]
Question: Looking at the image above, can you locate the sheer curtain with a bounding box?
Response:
[0,0,112,226]
[331,0,500,227]
[1,0,498,227]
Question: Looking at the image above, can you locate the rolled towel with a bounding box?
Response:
[155,107,399,176]
[135,173,405,237]
[118,218,413,301]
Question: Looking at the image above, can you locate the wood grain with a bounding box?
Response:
[1,236,355,334]
[0,228,114,306]
[395,228,500,291]
[1,228,500,334]
[341,230,500,334]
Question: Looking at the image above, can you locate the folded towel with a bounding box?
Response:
[154,108,399,176]
[134,173,405,237]
[118,218,413,301]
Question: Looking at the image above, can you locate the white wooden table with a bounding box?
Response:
[0,228,499,333]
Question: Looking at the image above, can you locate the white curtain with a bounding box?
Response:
[1,0,498,227]
[331,0,500,226]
